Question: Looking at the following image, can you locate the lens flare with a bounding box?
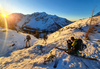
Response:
[1,14,8,55]
[4,18,8,31]
[1,13,8,31]
[0,7,9,55]
[2,14,7,17]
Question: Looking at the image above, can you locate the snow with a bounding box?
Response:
[94,12,100,16]
[0,15,100,69]
[0,28,38,56]
[17,12,72,31]
[17,15,30,27]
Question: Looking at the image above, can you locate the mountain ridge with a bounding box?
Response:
[8,12,72,32]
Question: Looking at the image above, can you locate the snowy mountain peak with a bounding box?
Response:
[16,12,72,32]
[32,12,47,17]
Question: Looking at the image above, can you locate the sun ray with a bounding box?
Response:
[0,13,8,54]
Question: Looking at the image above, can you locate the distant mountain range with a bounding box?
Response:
[7,12,72,32]
[4,11,100,33]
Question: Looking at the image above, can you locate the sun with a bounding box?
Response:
[2,14,7,18]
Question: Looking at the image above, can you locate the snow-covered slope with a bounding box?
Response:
[94,12,100,16]
[0,28,38,56]
[61,16,100,33]
[17,12,72,31]
[0,16,100,69]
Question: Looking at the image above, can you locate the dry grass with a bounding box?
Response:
[85,9,97,39]
[85,26,96,39]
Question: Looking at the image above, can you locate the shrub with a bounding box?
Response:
[34,30,40,39]
[85,9,97,39]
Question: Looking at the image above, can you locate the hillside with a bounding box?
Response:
[9,12,72,32]
[94,12,100,16]
[0,28,38,56]
[0,15,100,69]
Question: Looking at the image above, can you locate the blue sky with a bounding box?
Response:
[0,0,100,21]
